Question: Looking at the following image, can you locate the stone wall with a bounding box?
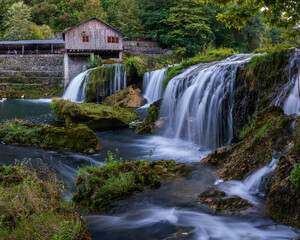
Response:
[0,55,64,98]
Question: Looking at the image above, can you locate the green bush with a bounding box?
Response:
[290,163,300,188]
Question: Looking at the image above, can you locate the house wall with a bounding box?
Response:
[65,19,123,51]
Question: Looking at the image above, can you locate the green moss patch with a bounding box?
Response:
[0,119,100,153]
[0,164,91,239]
[73,152,190,211]
[51,98,139,130]
[203,106,293,180]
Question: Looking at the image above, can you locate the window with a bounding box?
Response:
[107,36,119,44]
[82,35,89,42]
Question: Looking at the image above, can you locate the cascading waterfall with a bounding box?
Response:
[159,54,255,149]
[109,63,127,95]
[63,64,126,103]
[281,49,300,115]
[143,68,167,104]
[62,69,92,103]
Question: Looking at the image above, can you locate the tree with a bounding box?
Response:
[213,0,299,34]
[109,0,143,39]
[31,24,45,39]
[78,0,107,22]
[4,1,33,40]
[162,0,213,56]
[40,24,54,39]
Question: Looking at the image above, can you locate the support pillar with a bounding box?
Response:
[22,45,24,55]
[64,52,69,88]
[119,51,123,60]
[51,44,53,54]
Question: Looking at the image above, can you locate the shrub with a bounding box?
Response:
[290,163,300,188]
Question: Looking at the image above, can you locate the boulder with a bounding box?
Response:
[202,106,293,180]
[266,116,300,227]
[103,85,147,108]
[51,98,139,130]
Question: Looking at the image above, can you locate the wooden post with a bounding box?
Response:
[22,45,24,54]
[51,44,53,54]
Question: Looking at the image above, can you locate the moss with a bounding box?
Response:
[0,119,100,153]
[73,152,190,211]
[85,66,111,103]
[135,99,162,134]
[0,164,91,239]
[51,99,139,130]
[162,48,237,90]
[290,163,300,188]
[203,106,293,180]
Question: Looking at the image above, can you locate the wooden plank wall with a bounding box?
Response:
[65,19,123,51]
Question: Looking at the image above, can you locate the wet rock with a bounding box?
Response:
[103,85,147,108]
[135,99,163,134]
[0,119,100,153]
[203,106,293,180]
[198,190,253,214]
[266,116,300,227]
[51,98,139,130]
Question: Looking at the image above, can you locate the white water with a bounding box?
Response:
[218,158,279,205]
[275,49,300,115]
[63,64,126,103]
[160,54,255,149]
[62,69,92,103]
[110,63,127,95]
[143,68,167,105]
[86,205,298,240]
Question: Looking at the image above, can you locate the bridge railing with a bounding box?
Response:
[0,50,63,55]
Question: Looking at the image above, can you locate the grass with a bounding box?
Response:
[162,47,237,90]
[0,163,90,240]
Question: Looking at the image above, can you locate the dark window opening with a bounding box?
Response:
[82,35,90,42]
[108,36,119,44]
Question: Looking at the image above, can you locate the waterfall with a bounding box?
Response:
[63,64,126,103]
[109,64,127,95]
[281,49,300,115]
[62,69,92,103]
[143,68,167,104]
[159,54,254,149]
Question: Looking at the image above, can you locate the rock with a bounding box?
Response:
[202,106,293,180]
[266,116,300,227]
[198,190,253,214]
[73,159,190,211]
[103,85,147,108]
[135,99,162,134]
[51,98,139,130]
[0,119,100,153]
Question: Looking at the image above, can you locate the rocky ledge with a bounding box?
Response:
[51,98,139,130]
[0,119,100,153]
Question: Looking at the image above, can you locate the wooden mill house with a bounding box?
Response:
[62,17,125,84]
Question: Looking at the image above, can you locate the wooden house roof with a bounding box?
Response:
[62,17,125,39]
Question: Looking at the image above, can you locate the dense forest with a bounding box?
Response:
[0,0,299,56]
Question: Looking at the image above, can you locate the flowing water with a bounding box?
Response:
[143,68,167,105]
[1,51,299,239]
[160,54,255,149]
[63,64,126,103]
[274,49,300,115]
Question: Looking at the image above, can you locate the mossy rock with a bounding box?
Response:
[135,99,162,134]
[73,159,190,211]
[103,85,147,108]
[266,116,300,228]
[51,98,139,130]
[203,106,293,180]
[0,119,100,153]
